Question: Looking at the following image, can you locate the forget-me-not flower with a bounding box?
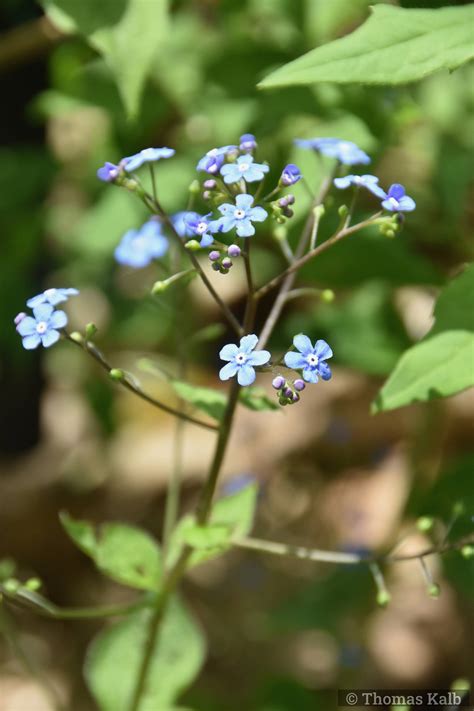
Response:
[220,155,269,184]
[334,174,386,198]
[16,303,68,350]
[197,145,237,174]
[219,334,271,386]
[284,334,333,384]
[123,147,175,172]
[381,184,416,212]
[115,219,169,268]
[183,212,214,247]
[280,164,302,186]
[295,138,370,166]
[27,288,79,309]
[239,134,257,151]
[210,194,267,238]
[97,162,121,182]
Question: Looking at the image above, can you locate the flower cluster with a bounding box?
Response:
[15,289,79,350]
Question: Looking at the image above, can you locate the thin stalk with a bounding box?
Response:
[149,164,158,204]
[65,334,218,431]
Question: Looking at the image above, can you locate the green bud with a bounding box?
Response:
[428,583,440,598]
[85,323,98,339]
[152,280,168,294]
[376,590,391,607]
[25,577,42,591]
[321,289,335,303]
[452,501,465,516]
[276,217,286,225]
[461,545,474,559]
[69,331,83,344]
[338,204,348,218]
[184,239,201,251]
[123,178,138,192]
[313,204,325,220]
[3,578,20,594]
[188,179,200,195]
[109,368,125,382]
[385,229,396,239]
[416,516,434,533]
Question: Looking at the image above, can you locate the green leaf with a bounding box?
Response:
[96,524,162,591]
[430,264,474,335]
[259,5,474,90]
[60,514,162,591]
[167,483,259,568]
[85,598,206,711]
[60,512,97,557]
[42,0,169,117]
[373,330,474,413]
[239,387,279,412]
[171,381,226,421]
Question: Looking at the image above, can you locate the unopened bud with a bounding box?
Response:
[227,244,241,258]
[152,281,168,294]
[85,323,98,339]
[202,190,212,201]
[209,250,220,262]
[292,392,300,403]
[313,204,325,219]
[211,262,220,272]
[428,583,440,598]
[272,376,286,390]
[203,179,217,190]
[221,257,232,270]
[184,239,201,251]
[416,516,434,533]
[109,368,125,382]
[188,179,200,195]
[283,387,293,399]
[376,590,391,607]
[25,577,42,591]
[293,379,305,392]
[321,289,335,303]
[69,331,83,344]
[338,204,348,218]
[461,545,474,559]
[386,229,396,239]
[3,578,20,594]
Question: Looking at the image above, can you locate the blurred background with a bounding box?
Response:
[0,0,473,709]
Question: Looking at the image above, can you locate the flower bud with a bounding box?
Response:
[278,396,288,406]
[85,322,98,339]
[211,262,221,272]
[280,164,301,187]
[203,179,217,190]
[227,244,241,258]
[416,516,434,533]
[286,194,295,205]
[239,133,257,151]
[428,583,440,598]
[338,204,349,218]
[209,250,220,261]
[272,376,286,390]
[321,289,335,303]
[152,280,168,294]
[220,267,230,275]
[283,387,293,399]
[376,590,391,607]
[25,577,42,591]
[283,207,294,218]
[109,368,125,382]
[188,179,200,195]
[3,578,20,594]
[293,379,305,392]
[69,331,84,344]
[184,239,201,251]
[461,545,474,559]
[221,257,232,270]
[292,392,300,403]
[202,190,212,201]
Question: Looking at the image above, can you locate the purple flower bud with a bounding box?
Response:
[212,262,221,271]
[293,379,305,392]
[286,194,295,205]
[239,133,257,151]
[292,392,300,403]
[272,376,286,390]
[283,207,294,218]
[203,179,217,190]
[221,257,232,269]
[209,250,220,261]
[202,190,212,201]
[97,161,120,182]
[227,244,241,258]
[280,164,301,187]
[278,197,289,208]
[283,387,293,399]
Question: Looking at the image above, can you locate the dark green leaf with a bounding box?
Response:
[260,5,474,90]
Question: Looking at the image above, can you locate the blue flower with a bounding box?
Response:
[16,303,68,350]
[27,288,79,309]
[183,212,214,247]
[381,184,416,212]
[280,163,302,187]
[239,134,257,151]
[334,174,386,198]
[115,219,169,268]
[171,211,195,238]
[122,147,175,172]
[220,155,269,184]
[97,162,121,182]
[284,334,333,384]
[210,194,268,238]
[219,334,271,386]
[197,145,237,174]
[294,138,370,166]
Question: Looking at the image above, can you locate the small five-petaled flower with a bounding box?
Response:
[284,335,333,383]
[219,334,271,386]
[210,194,267,237]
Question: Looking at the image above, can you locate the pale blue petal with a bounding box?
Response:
[49,310,68,329]
[17,317,37,336]
[293,334,313,355]
[248,206,267,223]
[235,193,254,210]
[22,334,41,350]
[219,361,239,381]
[33,303,54,322]
[318,362,332,381]
[215,216,235,233]
[398,196,416,211]
[220,164,241,184]
[236,220,255,238]
[41,329,60,348]
[239,334,259,353]
[219,343,239,361]
[302,367,319,383]
[314,339,333,360]
[200,234,214,247]
[284,351,306,370]
[247,350,271,366]
[334,176,353,189]
[218,203,235,215]
[237,365,256,386]
[243,166,265,182]
[26,294,46,308]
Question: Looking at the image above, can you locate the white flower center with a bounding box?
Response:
[235,353,248,365]
[196,221,208,234]
[353,176,362,185]
[239,162,250,172]
[388,197,399,209]
[44,288,57,299]
[234,209,246,220]
[208,148,218,157]
[36,321,48,334]
[134,236,149,251]
[306,354,318,367]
